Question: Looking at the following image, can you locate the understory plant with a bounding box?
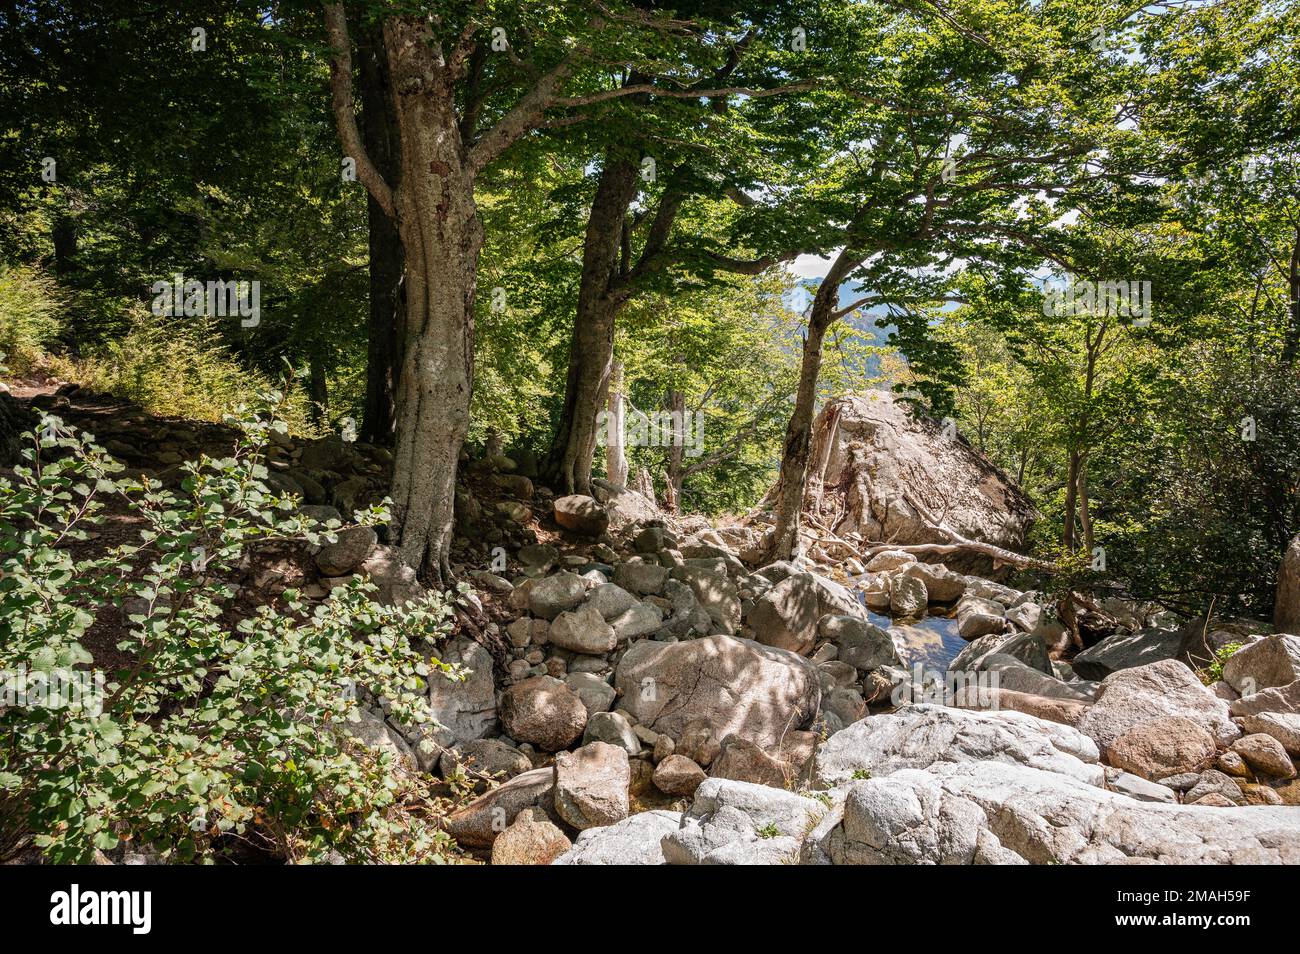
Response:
[0,388,464,863]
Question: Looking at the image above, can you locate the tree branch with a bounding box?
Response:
[323,3,395,221]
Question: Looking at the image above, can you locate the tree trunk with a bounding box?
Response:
[1078,454,1094,555]
[52,214,77,277]
[358,22,404,444]
[544,154,640,495]
[382,20,483,586]
[769,318,829,561]
[1062,450,1080,553]
[606,359,628,487]
[767,248,860,563]
[663,388,685,512]
[308,354,328,425]
[1284,224,1300,367]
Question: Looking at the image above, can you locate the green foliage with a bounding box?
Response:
[0,391,463,864]
[0,263,62,374]
[48,311,318,434]
[1202,642,1245,686]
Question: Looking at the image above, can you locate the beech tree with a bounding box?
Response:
[322,0,811,582]
[540,5,820,494]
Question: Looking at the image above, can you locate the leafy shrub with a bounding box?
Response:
[0,389,463,863]
[0,263,63,375]
[1201,641,1245,685]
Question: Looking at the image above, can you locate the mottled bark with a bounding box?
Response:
[381,18,482,584]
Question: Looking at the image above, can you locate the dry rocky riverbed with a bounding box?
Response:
[11,382,1300,865]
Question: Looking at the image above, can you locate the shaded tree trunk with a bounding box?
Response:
[308,354,328,425]
[358,22,404,444]
[544,153,640,495]
[52,214,77,277]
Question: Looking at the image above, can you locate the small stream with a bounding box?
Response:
[855,591,966,671]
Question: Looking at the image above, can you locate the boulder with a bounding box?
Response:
[613,634,820,753]
[1104,769,1178,803]
[819,615,901,672]
[806,393,1037,573]
[865,550,916,572]
[590,478,659,533]
[950,629,1052,675]
[610,602,663,641]
[1104,716,1217,780]
[826,761,1300,864]
[977,655,1096,702]
[670,564,741,635]
[443,767,556,849]
[359,545,425,607]
[1222,633,1300,694]
[1077,660,1240,753]
[813,705,1102,788]
[1239,712,1300,756]
[1231,734,1296,779]
[661,778,830,866]
[547,602,617,655]
[340,708,416,771]
[553,742,631,830]
[527,571,588,619]
[426,638,498,745]
[747,571,862,655]
[1230,679,1300,717]
[709,735,791,788]
[553,494,609,536]
[314,526,378,576]
[957,596,1006,640]
[613,561,669,596]
[952,687,1090,728]
[490,808,571,865]
[586,583,640,621]
[901,561,966,602]
[565,671,616,715]
[582,710,641,755]
[439,738,532,783]
[889,574,928,617]
[653,755,708,796]
[553,810,680,865]
[1071,626,1184,681]
[499,676,588,752]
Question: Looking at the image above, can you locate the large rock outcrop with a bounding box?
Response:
[804,393,1036,570]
